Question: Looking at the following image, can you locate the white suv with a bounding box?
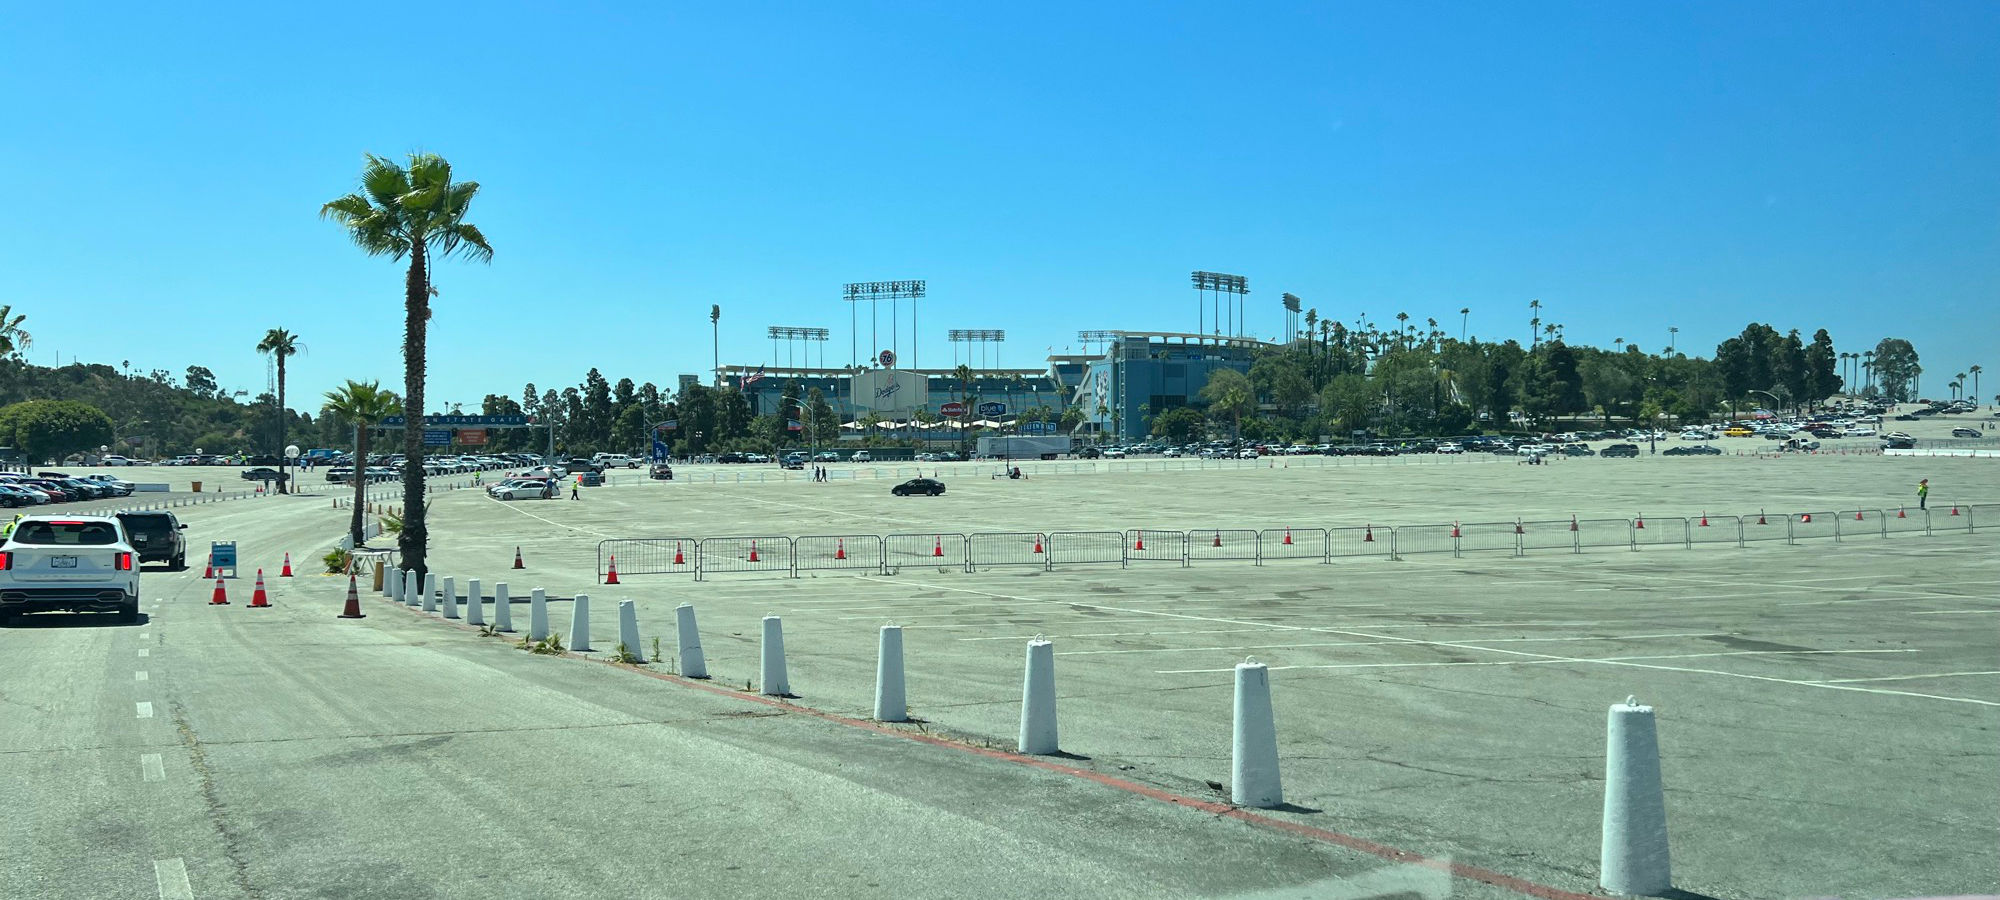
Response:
[0,515,141,624]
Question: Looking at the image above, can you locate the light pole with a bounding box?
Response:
[710,305,722,387]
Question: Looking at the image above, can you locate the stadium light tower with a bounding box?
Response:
[949,329,1006,372]
[1281,293,1302,345]
[768,326,831,371]
[1191,271,1249,342]
[843,281,926,368]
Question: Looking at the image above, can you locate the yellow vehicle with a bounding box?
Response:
[1724,426,1754,437]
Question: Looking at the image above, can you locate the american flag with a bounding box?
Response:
[742,365,766,386]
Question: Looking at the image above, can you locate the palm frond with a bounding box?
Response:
[360,155,413,213]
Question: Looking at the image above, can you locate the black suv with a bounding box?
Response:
[1601,443,1642,458]
[114,511,187,568]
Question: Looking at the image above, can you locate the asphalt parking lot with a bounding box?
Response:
[398,447,2000,900]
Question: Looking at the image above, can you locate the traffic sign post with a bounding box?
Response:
[210,541,238,578]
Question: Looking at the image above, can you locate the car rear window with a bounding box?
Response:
[13,521,122,545]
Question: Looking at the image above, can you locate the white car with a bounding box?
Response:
[488,479,554,501]
[1436,442,1463,454]
[1104,448,1127,459]
[1843,426,1877,437]
[1236,448,1258,459]
[0,515,140,623]
[1679,431,1713,441]
[97,455,135,466]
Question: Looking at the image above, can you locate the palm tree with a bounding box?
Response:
[255,328,302,493]
[1395,312,1410,350]
[1304,309,1318,355]
[1862,350,1875,394]
[1528,299,1542,348]
[1971,365,1983,408]
[1459,307,1470,341]
[321,152,493,579]
[0,304,32,359]
[323,381,401,547]
[1955,372,1968,401]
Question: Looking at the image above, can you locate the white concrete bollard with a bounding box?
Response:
[676,603,707,678]
[529,588,549,641]
[617,599,642,661]
[760,616,789,696]
[382,566,398,598]
[440,576,459,619]
[569,593,592,651]
[464,578,484,626]
[874,625,907,722]
[1018,639,1059,754]
[402,569,419,607]
[1601,696,1672,896]
[1231,660,1283,808]
[421,573,438,613]
[493,583,512,632]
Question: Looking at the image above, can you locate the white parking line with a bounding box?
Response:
[135,671,149,682]
[1060,632,1727,657]
[139,632,149,640]
[137,649,149,657]
[1911,609,2000,615]
[136,702,154,718]
[481,496,615,537]
[1808,671,2000,684]
[153,857,193,900]
[1157,648,1916,673]
[141,753,165,782]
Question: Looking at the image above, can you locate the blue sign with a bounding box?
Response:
[382,414,530,427]
[1021,421,1050,434]
[977,402,1007,417]
[651,437,670,461]
[423,430,452,446]
[209,541,237,569]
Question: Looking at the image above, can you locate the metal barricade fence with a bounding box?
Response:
[1047,531,1127,568]
[597,538,700,578]
[1187,529,1259,563]
[795,535,885,574]
[1258,528,1326,564]
[1392,524,1458,558]
[1631,517,1689,550]
[1125,530,1188,565]
[1839,510,1887,542]
[1969,503,2000,533]
[1519,519,1579,554]
[1790,512,1837,543]
[1329,525,1390,559]
[885,533,967,570]
[1574,518,1632,551]
[969,532,1050,570]
[1688,515,1743,547]
[1739,511,1787,542]
[1883,507,1928,536]
[698,536,793,578]
[1456,521,1521,556]
[1938,502,1973,532]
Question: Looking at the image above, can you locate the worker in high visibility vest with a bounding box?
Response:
[1,514,20,539]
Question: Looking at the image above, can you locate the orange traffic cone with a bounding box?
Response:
[338,572,365,619]
[1635,515,1645,529]
[279,553,293,577]
[1212,532,1222,547]
[1699,512,1709,527]
[605,556,621,585]
[836,539,847,560]
[1758,510,1768,525]
[749,541,761,563]
[1897,507,1907,518]
[1282,529,1293,546]
[1451,522,1461,538]
[1801,513,1812,523]
[673,542,686,565]
[1951,504,1961,516]
[1569,515,1579,532]
[1033,537,1044,554]
[210,575,229,605]
[1133,535,1145,551]
[249,570,270,608]
[202,554,214,579]
[932,537,943,558]
[1515,520,1524,535]
[513,547,525,569]
[1856,510,1864,520]
[1364,525,1374,542]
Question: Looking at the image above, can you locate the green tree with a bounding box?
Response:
[0,305,31,359]
[1199,368,1255,438]
[0,399,115,465]
[1317,373,1376,435]
[184,365,220,399]
[254,328,302,492]
[1804,329,1840,407]
[321,381,400,546]
[806,387,839,447]
[1870,338,1921,401]
[1150,406,1206,443]
[581,368,613,450]
[321,152,493,578]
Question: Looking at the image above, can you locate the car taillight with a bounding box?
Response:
[115,552,133,571]
[0,552,9,570]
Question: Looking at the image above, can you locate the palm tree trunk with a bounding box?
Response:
[400,245,430,577]
[276,356,288,494]
[350,428,368,545]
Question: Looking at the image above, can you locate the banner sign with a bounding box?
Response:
[423,430,451,446]
[939,401,966,417]
[978,402,1007,417]
[382,415,529,427]
[457,428,488,446]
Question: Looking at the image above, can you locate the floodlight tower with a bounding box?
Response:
[1281,293,1301,345]
[949,329,1007,372]
[843,280,926,368]
[1191,271,1250,342]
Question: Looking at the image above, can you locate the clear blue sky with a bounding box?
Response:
[3,2,1994,410]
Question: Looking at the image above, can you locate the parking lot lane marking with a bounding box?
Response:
[479,496,614,537]
[958,627,1276,642]
[1807,671,2000,684]
[137,649,149,657]
[1912,609,2000,615]
[1158,648,1918,674]
[139,632,149,640]
[136,702,154,718]
[154,857,194,900]
[135,671,149,682]
[141,753,165,782]
[1572,588,1614,592]
[1062,632,1729,657]
[732,494,931,526]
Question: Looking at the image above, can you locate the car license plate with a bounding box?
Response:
[134,535,148,543]
[53,556,78,568]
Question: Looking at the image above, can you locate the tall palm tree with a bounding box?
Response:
[1862,350,1875,393]
[1955,372,1968,401]
[1459,307,1470,341]
[322,380,401,547]
[255,328,302,493]
[0,305,32,359]
[1528,299,1542,348]
[1970,365,1983,408]
[321,153,493,579]
[1395,312,1410,350]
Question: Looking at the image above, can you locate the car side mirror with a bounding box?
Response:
[178,524,188,529]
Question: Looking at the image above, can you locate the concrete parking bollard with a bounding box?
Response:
[1601,696,1672,896]
[529,588,549,641]
[569,593,592,651]
[617,599,642,661]
[440,576,459,619]
[402,569,419,607]
[493,583,512,633]
[464,578,484,626]
[383,566,399,599]
[761,616,789,696]
[421,573,438,613]
[676,603,707,678]
[1018,639,1059,755]
[1231,659,1283,808]
[875,625,907,723]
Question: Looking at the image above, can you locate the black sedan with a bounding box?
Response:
[1663,445,1722,456]
[891,478,946,496]
[240,468,291,483]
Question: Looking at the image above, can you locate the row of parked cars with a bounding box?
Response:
[0,472,135,507]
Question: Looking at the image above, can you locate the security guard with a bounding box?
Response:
[1,513,20,540]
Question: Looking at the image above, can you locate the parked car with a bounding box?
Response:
[1601,443,1641,458]
[578,471,604,487]
[0,515,141,624]
[891,478,946,496]
[0,484,46,506]
[489,478,554,501]
[1663,444,1721,456]
[113,511,187,568]
[812,451,839,463]
[83,474,136,495]
[850,451,873,463]
[240,468,289,484]
[1951,427,1982,438]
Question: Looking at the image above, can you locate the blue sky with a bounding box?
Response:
[2,1,1994,409]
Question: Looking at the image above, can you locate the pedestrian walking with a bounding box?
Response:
[572,476,582,501]
[1917,478,1929,510]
